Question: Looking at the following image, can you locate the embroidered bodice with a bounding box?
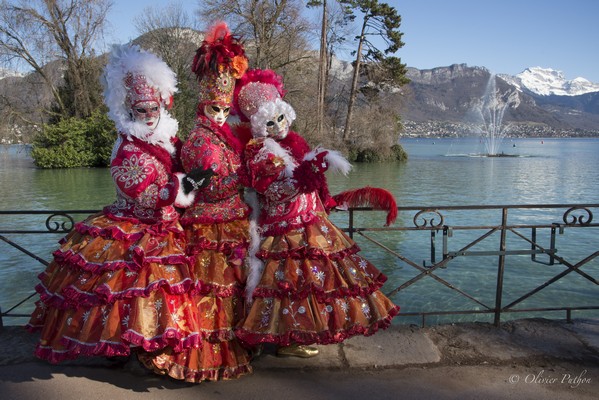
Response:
[103,134,181,224]
[244,134,327,236]
[180,117,249,224]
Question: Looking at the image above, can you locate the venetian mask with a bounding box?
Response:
[130,100,161,130]
[204,104,230,126]
[250,98,296,141]
[124,73,162,131]
[265,113,289,140]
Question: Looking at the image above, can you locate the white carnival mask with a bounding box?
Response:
[204,104,230,126]
[250,98,296,140]
[124,73,163,131]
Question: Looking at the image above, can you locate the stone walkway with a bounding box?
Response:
[1,318,598,399]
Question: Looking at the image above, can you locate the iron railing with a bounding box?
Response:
[1,205,598,328]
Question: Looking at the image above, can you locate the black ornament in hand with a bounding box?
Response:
[183,168,215,194]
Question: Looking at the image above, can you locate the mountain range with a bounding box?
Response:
[2,60,599,140]
[399,64,599,137]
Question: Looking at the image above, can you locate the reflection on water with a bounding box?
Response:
[1,139,599,326]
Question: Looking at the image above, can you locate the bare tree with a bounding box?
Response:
[308,0,355,142]
[133,1,201,136]
[0,0,112,119]
[194,0,313,71]
[309,0,327,138]
[134,2,200,74]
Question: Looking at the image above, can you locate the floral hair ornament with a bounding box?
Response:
[193,21,249,109]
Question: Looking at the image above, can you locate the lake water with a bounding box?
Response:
[1,137,598,326]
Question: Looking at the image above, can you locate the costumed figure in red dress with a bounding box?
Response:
[26,44,206,367]
[138,22,253,382]
[234,69,401,358]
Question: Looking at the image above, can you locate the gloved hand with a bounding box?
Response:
[311,150,329,174]
[182,168,215,194]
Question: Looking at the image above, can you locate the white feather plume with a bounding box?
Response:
[324,148,352,176]
[261,137,297,177]
[102,44,179,153]
[303,146,352,176]
[243,188,264,303]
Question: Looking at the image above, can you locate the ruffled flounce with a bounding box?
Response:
[51,247,189,274]
[73,213,184,242]
[137,219,251,382]
[259,210,321,237]
[184,220,249,296]
[236,293,400,347]
[238,212,400,346]
[27,291,205,363]
[138,340,253,383]
[52,216,188,275]
[34,219,192,308]
[27,213,198,362]
[35,270,193,309]
[252,217,389,302]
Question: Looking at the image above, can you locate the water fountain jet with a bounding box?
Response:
[470,74,519,156]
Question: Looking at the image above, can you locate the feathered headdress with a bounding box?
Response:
[193,21,248,108]
[102,44,178,152]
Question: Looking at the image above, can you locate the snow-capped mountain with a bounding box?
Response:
[402,64,599,136]
[499,67,599,97]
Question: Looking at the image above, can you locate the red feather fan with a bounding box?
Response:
[333,187,398,226]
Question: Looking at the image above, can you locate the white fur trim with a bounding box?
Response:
[244,189,264,303]
[260,138,297,177]
[120,110,178,154]
[174,173,196,208]
[302,145,323,162]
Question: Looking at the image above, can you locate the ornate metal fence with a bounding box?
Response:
[1,205,598,328]
[333,203,599,326]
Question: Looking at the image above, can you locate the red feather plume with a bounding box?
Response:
[192,21,247,78]
[333,187,398,226]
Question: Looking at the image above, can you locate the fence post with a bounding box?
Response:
[348,209,354,239]
[494,207,509,326]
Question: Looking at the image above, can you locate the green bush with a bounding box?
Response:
[350,144,408,163]
[390,144,409,161]
[31,110,117,168]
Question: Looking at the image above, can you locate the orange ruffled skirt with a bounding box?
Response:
[139,219,253,382]
[236,212,400,346]
[26,213,202,364]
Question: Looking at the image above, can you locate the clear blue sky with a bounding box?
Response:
[107,0,599,82]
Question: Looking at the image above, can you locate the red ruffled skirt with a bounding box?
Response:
[236,212,400,346]
[139,218,252,382]
[26,213,201,364]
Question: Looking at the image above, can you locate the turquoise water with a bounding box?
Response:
[1,138,598,325]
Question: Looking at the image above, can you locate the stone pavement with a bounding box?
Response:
[1,318,598,399]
